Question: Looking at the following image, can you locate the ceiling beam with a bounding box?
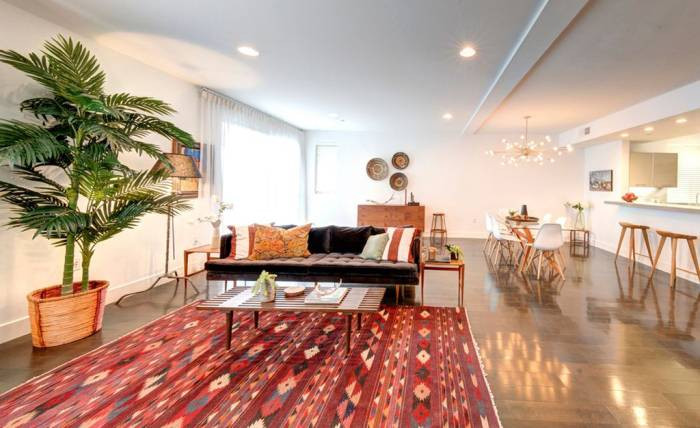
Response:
[461,0,588,136]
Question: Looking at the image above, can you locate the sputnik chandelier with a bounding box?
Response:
[485,115,573,166]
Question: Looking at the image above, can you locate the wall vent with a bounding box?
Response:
[583,126,591,135]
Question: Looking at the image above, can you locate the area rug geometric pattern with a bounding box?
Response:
[0,304,500,427]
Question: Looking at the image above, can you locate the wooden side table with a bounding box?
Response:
[183,245,220,297]
[569,229,590,258]
[184,244,220,277]
[420,259,465,306]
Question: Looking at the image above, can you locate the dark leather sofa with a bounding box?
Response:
[205,225,421,286]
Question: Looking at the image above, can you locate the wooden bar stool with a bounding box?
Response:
[651,230,700,287]
[430,213,447,247]
[615,222,653,263]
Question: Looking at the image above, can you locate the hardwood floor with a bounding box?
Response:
[1,238,699,427]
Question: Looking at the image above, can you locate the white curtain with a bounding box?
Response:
[199,88,306,225]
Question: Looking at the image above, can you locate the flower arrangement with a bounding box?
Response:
[198,196,233,248]
[252,270,277,302]
[565,201,589,230]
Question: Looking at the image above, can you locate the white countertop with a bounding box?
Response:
[605,200,700,214]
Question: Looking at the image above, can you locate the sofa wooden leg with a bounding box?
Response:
[395,284,400,305]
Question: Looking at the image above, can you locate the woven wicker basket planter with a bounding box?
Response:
[27,280,109,348]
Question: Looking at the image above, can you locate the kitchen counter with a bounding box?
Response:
[605,200,700,214]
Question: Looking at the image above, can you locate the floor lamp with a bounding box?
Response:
[117,153,202,305]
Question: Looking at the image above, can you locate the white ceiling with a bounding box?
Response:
[6,0,700,135]
[482,0,700,134]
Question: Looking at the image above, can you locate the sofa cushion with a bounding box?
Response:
[206,253,324,275]
[329,226,372,254]
[308,226,332,253]
[359,233,389,260]
[250,224,311,260]
[309,253,418,278]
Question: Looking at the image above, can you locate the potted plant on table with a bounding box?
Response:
[252,271,277,303]
[0,36,195,347]
[565,201,589,230]
[445,244,463,261]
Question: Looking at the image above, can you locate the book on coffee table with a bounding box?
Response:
[304,287,348,305]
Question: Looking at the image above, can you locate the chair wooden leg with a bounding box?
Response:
[483,233,493,252]
[670,238,678,287]
[651,236,666,274]
[641,229,653,261]
[615,226,627,262]
[557,249,566,272]
[629,229,636,264]
[552,251,566,280]
[395,284,400,304]
[536,251,544,280]
[687,239,700,284]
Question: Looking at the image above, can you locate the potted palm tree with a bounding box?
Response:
[0,36,195,347]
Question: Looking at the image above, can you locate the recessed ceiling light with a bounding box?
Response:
[237,46,259,57]
[459,45,476,58]
[620,132,629,138]
[442,112,453,120]
[643,126,654,133]
[676,117,688,124]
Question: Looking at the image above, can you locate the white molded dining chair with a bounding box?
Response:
[490,215,522,266]
[527,223,566,280]
[483,213,494,253]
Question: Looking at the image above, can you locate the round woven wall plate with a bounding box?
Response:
[390,172,408,190]
[391,152,410,169]
[366,158,389,180]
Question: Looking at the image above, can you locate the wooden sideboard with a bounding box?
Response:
[357,204,425,231]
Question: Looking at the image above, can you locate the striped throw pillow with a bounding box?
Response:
[227,225,256,259]
[381,227,418,262]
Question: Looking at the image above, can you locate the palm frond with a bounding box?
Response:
[121,115,196,147]
[0,180,67,209]
[8,206,87,239]
[0,49,57,91]
[12,166,67,198]
[20,97,72,123]
[42,36,105,95]
[0,36,106,96]
[0,120,68,166]
[102,93,175,115]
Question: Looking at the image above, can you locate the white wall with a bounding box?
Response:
[0,2,210,342]
[582,139,700,284]
[582,140,630,249]
[306,130,584,237]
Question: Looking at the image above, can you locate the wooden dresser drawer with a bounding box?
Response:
[357,204,425,231]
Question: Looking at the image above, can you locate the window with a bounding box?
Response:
[314,145,338,194]
[221,124,303,225]
[667,149,700,204]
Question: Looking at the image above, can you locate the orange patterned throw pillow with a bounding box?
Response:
[250,224,312,260]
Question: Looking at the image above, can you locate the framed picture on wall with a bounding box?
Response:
[589,169,613,192]
[172,139,201,199]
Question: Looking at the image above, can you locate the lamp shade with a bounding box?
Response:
[151,153,201,178]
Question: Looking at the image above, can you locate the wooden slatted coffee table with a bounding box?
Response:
[197,287,385,354]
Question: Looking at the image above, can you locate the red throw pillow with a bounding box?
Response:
[381,227,418,262]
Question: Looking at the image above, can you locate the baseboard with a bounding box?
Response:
[0,264,185,345]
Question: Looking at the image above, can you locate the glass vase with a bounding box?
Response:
[574,211,586,230]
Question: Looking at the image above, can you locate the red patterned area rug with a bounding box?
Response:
[0,304,500,427]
